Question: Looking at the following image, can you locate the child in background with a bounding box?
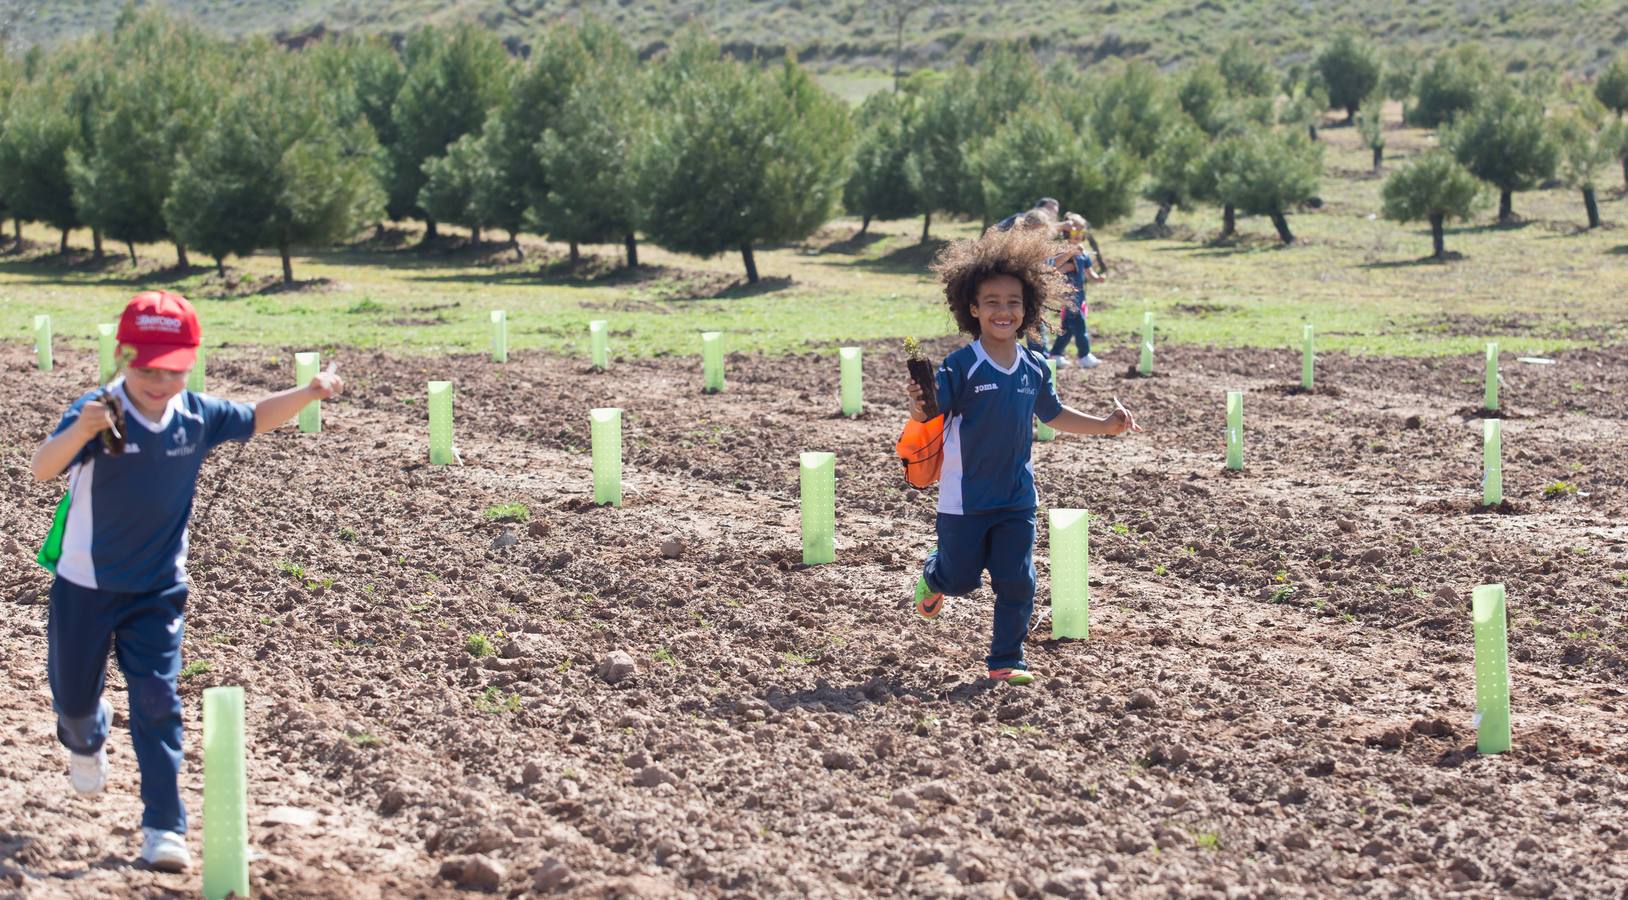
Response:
[29,290,344,872]
[906,228,1139,685]
[1050,214,1104,368]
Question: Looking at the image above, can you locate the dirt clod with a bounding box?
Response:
[440,855,507,892]
[660,538,685,559]
[533,856,573,893]
[596,650,637,684]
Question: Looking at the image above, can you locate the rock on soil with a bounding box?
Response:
[596,650,636,684]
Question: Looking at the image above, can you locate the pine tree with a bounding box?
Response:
[976,104,1139,228]
[903,67,976,242]
[530,21,646,266]
[1143,118,1206,230]
[389,24,510,240]
[68,9,217,266]
[843,90,920,235]
[1218,40,1275,98]
[166,42,384,283]
[1381,150,1482,259]
[1355,97,1386,173]
[1552,99,1615,229]
[1594,54,1628,189]
[0,76,81,252]
[1409,45,1493,128]
[1214,127,1323,244]
[1316,31,1381,123]
[307,34,405,233]
[1089,60,1174,161]
[1445,83,1557,223]
[636,34,851,283]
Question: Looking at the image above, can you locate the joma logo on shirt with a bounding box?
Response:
[973,383,999,394]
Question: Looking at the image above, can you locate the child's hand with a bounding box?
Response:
[905,380,928,422]
[1108,396,1143,436]
[72,400,118,440]
[308,362,344,400]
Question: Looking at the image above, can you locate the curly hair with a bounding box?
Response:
[931,226,1070,339]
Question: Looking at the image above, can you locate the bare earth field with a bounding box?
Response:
[3,337,1627,898]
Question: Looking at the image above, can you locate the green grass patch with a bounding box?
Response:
[483,502,530,523]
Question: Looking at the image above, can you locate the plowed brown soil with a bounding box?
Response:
[3,339,1627,898]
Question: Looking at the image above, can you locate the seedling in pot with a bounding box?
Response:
[904,337,939,419]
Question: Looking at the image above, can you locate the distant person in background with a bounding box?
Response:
[1049,214,1105,368]
[995,197,1061,232]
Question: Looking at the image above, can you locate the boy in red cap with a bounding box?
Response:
[28,290,343,872]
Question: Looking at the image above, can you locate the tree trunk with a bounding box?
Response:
[280,238,294,284]
[215,256,226,278]
[1372,146,1383,174]
[1621,155,1627,192]
[374,222,385,240]
[1344,106,1356,126]
[624,233,638,268]
[60,228,69,253]
[510,229,524,262]
[569,241,580,265]
[471,225,482,245]
[424,218,438,240]
[1429,212,1445,259]
[1584,187,1601,229]
[740,242,759,284]
[12,219,20,243]
[1269,210,1294,244]
[92,229,103,259]
[126,241,137,265]
[1154,200,1172,228]
[859,214,870,236]
[1498,189,1513,223]
[175,242,189,269]
[1221,205,1236,239]
[1308,124,1318,142]
[920,211,931,243]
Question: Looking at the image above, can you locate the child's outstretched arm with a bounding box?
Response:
[253,367,345,434]
[30,402,114,481]
[1044,400,1140,437]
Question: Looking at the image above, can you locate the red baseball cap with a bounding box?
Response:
[117,290,201,371]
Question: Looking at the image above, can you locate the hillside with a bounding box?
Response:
[11,0,1628,76]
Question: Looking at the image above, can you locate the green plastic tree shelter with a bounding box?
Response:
[590,320,609,370]
[1302,324,1315,390]
[1483,418,1502,505]
[34,315,52,372]
[295,352,320,433]
[490,310,508,363]
[702,331,725,393]
[97,323,116,383]
[839,347,863,417]
[1472,583,1512,754]
[1484,342,1499,412]
[201,686,249,900]
[800,451,835,565]
[1049,508,1090,640]
[189,341,206,394]
[590,407,622,507]
[428,381,454,465]
[1226,391,1244,470]
[1036,357,1059,441]
[1138,311,1154,376]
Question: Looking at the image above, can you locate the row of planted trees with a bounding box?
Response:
[0,9,848,283]
[4,12,1628,281]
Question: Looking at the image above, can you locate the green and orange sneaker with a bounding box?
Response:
[913,574,944,620]
[987,667,1035,686]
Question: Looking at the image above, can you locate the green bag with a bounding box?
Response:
[37,490,71,573]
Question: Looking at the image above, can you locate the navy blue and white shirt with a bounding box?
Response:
[934,340,1064,515]
[50,378,256,593]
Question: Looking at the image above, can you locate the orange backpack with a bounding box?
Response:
[895,414,946,489]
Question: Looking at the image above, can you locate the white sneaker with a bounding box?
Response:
[1078,353,1102,369]
[141,828,191,873]
[1050,354,1073,367]
[68,697,113,796]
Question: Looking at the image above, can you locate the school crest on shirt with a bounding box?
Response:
[165,423,198,458]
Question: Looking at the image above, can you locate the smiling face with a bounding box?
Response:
[123,365,189,419]
[971,273,1027,344]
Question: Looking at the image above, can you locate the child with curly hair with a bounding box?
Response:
[905,227,1139,685]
